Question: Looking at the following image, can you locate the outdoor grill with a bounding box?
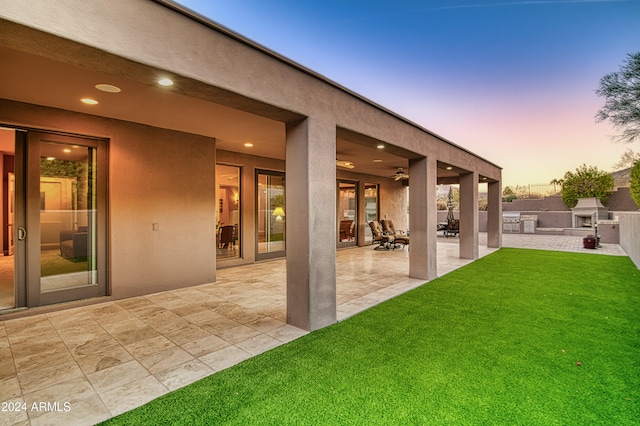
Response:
[502,211,521,233]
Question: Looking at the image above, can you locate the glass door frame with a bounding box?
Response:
[19,130,108,307]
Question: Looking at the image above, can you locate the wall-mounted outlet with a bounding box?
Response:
[152,223,159,231]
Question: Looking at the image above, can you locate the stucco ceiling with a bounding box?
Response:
[0,43,462,181]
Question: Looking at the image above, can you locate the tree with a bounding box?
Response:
[630,161,640,208]
[613,148,640,170]
[502,186,517,202]
[595,52,640,144]
[559,164,615,208]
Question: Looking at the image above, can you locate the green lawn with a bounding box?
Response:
[102,248,640,425]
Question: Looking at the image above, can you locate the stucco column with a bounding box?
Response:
[285,118,337,331]
[459,172,479,259]
[408,156,437,280]
[486,180,502,248]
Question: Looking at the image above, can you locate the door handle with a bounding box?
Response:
[17,227,26,241]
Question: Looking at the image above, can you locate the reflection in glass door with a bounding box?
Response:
[338,181,357,246]
[364,183,378,243]
[39,140,97,292]
[216,164,240,259]
[257,170,285,259]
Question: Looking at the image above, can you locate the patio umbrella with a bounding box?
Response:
[446,186,455,223]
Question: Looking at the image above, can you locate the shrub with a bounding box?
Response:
[560,164,615,208]
[630,161,640,208]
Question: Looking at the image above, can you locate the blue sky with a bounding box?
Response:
[176,0,640,186]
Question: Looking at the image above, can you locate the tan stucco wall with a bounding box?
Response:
[0,99,217,298]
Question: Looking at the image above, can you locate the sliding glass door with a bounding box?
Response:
[256,170,285,260]
[12,130,108,307]
[337,181,357,247]
[216,164,241,259]
[364,183,378,243]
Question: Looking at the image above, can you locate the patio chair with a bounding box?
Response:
[379,219,409,250]
[368,220,394,250]
[443,218,459,238]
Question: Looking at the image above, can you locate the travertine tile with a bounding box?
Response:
[0,404,29,425]
[139,346,194,375]
[0,347,17,380]
[74,344,133,374]
[0,376,22,401]
[198,317,242,334]
[18,360,84,395]
[28,395,111,426]
[14,345,75,374]
[154,359,213,391]
[265,325,308,343]
[217,325,261,344]
[59,331,118,358]
[23,377,96,407]
[235,334,281,356]
[247,316,285,333]
[46,307,92,330]
[164,323,210,346]
[125,335,176,360]
[4,315,51,336]
[99,375,167,417]
[199,345,252,372]
[107,321,160,346]
[86,360,149,394]
[181,334,230,358]
[182,310,224,326]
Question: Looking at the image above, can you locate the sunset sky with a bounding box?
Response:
[176,0,640,186]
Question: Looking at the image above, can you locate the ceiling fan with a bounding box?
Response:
[391,167,409,181]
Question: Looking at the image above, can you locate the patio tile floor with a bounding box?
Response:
[0,234,626,425]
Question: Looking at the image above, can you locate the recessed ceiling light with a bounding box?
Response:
[95,84,121,93]
[46,157,56,161]
[63,149,71,153]
[158,78,173,87]
[336,160,355,169]
[244,143,253,147]
[446,166,453,170]
[81,98,98,105]
[377,144,385,149]
[373,159,383,163]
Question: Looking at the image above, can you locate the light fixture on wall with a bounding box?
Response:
[272,207,285,221]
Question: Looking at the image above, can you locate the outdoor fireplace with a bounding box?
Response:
[571,198,609,228]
